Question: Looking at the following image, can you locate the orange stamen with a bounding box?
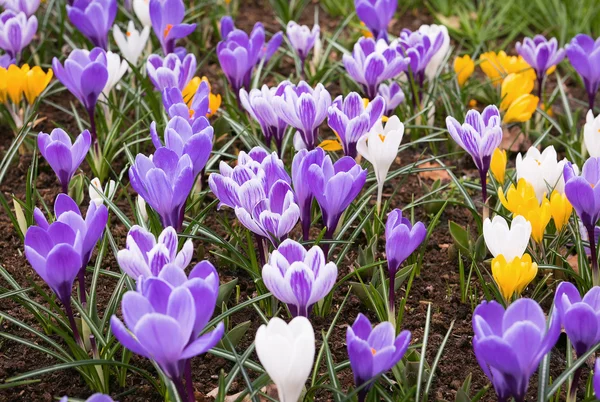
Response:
[164,24,173,38]
[371,348,377,355]
[378,133,386,142]
[188,109,195,118]
[126,31,131,37]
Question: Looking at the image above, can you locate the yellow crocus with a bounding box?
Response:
[359,22,374,38]
[23,66,53,104]
[500,73,534,111]
[453,55,475,87]
[517,198,551,243]
[503,94,539,124]
[6,64,28,104]
[182,76,222,117]
[479,51,535,86]
[549,190,573,231]
[492,253,538,301]
[490,148,507,185]
[0,67,7,103]
[498,178,539,214]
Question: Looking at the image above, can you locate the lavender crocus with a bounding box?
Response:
[262,239,337,317]
[564,158,600,285]
[292,147,326,241]
[445,105,503,204]
[347,313,411,402]
[343,37,409,99]
[149,0,196,54]
[219,16,282,63]
[378,81,405,116]
[327,92,385,157]
[286,21,319,71]
[385,209,426,310]
[397,28,444,90]
[1,0,41,17]
[146,52,196,92]
[0,52,13,68]
[67,0,117,49]
[38,129,92,193]
[354,0,396,42]
[150,116,213,177]
[129,147,194,231]
[117,225,193,280]
[162,81,211,123]
[472,299,560,402]
[239,81,290,155]
[566,34,600,111]
[60,394,113,402]
[52,48,108,142]
[272,81,332,150]
[111,262,224,402]
[0,10,37,61]
[516,35,565,95]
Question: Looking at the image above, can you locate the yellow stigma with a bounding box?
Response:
[188,109,195,118]
[371,348,377,355]
[126,31,132,37]
[164,24,173,38]
[378,133,386,142]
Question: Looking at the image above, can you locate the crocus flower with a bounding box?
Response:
[163,82,212,123]
[549,190,572,231]
[385,209,426,309]
[500,72,535,112]
[182,76,221,117]
[133,0,150,26]
[564,158,600,284]
[397,28,444,87]
[515,146,568,202]
[272,81,332,150]
[492,253,538,301]
[262,239,337,317]
[67,0,116,50]
[498,178,540,215]
[0,53,13,68]
[129,147,194,231]
[113,21,151,65]
[292,148,325,240]
[584,110,600,158]
[38,129,92,193]
[117,225,193,280]
[490,148,507,185]
[454,54,474,87]
[357,115,403,211]
[472,298,560,402]
[377,81,404,116]
[327,92,384,158]
[446,105,503,203]
[111,262,224,401]
[418,24,450,81]
[347,313,411,402]
[516,35,565,90]
[146,52,196,92]
[479,50,535,86]
[102,51,128,99]
[515,197,551,244]
[0,63,52,105]
[286,21,319,69]
[255,316,315,402]
[307,152,367,239]
[52,48,108,141]
[483,215,531,261]
[60,394,114,402]
[503,94,539,124]
[354,0,396,42]
[566,34,600,110]
[88,177,116,206]
[343,37,409,99]
[239,81,290,155]
[149,0,196,54]
[150,116,213,177]
[0,10,37,61]
[1,0,40,17]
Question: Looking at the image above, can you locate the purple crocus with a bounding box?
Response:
[385,209,426,310]
[472,299,560,402]
[292,147,326,241]
[327,92,385,157]
[52,48,108,142]
[239,81,290,155]
[149,0,196,55]
[378,81,405,116]
[38,129,92,193]
[397,28,444,90]
[162,81,210,124]
[595,359,600,398]
[262,239,337,317]
[272,81,332,150]
[0,53,14,68]
[146,52,196,92]
[346,313,411,402]
[1,0,41,17]
[219,15,234,39]
[0,10,37,61]
[516,35,565,95]
[354,0,396,42]
[150,116,213,177]
[67,0,117,50]
[117,225,193,280]
[566,34,600,111]
[129,147,194,231]
[343,37,409,99]
[219,16,282,63]
[307,152,367,241]
[60,394,113,402]
[564,158,600,285]
[286,21,319,71]
[445,105,503,204]
[111,262,224,402]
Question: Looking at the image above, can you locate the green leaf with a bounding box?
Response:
[216,321,251,352]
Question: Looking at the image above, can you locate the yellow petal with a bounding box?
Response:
[6,64,27,104]
[492,253,538,301]
[24,66,53,104]
[503,94,539,124]
[490,148,507,185]
[453,55,475,87]
[500,72,535,111]
[319,139,343,151]
[549,190,572,231]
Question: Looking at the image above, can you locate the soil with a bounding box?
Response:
[0,1,590,402]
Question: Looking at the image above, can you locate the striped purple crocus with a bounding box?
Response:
[397,28,444,90]
[566,34,600,111]
[378,81,405,116]
[516,35,565,96]
[146,52,196,92]
[0,10,37,61]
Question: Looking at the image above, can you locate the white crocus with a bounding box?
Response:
[133,0,151,26]
[89,177,116,206]
[102,51,128,99]
[113,21,151,65]
[136,195,148,222]
[255,317,315,402]
[418,24,450,82]
[483,215,532,261]
[357,115,404,212]
[584,110,600,158]
[515,145,567,202]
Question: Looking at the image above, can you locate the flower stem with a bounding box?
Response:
[589,91,596,113]
[587,225,599,286]
[173,377,188,402]
[78,267,87,307]
[255,234,267,267]
[63,300,84,348]
[184,360,195,402]
[567,365,583,402]
[388,268,396,317]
